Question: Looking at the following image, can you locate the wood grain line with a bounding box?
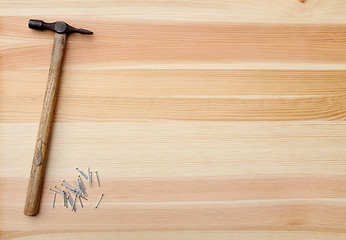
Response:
[3,19,346,69]
[2,230,346,240]
[2,94,345,122]
[2,0,346,24]
[2,191,346,232]
[1,122,345,177]
[2,70,346,97]
[4,175,346,203]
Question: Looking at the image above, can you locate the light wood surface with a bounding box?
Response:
[1,0,346,239]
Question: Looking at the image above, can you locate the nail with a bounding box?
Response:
[95,193,104,208]
[89,171,92,187]
[67,192,74,208]
[62,182,79,193]
[78,179,84,192]
[49,188,64,195]
[78,180,87,196]
[55,185,64,193]
[70,190,88,200]
[78,181,87,196]
[72,195,77,212]
[76,167,88,179]
[78,175,86,190]
[63,191,67,208]
[64,184,76,193]
[79,196,83,208]
[74,181,84,195]
[95,170,100,187]
[88,167,90,183]
[78,176,87,195]
[52,192,57,208]
[62,180,74,189]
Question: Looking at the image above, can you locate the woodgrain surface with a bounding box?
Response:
[1,0,346,239]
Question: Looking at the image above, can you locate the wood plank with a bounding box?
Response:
[2,69,346,122]
[2,0,346,24]
[4,176,346,204]
[3,70,346,97]
[1,122,345,177]
[2,181,346,232]
[2,94,345,122]
[2,230,346,240]
[3,18,346,70]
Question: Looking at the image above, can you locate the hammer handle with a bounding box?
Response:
[24,33,66,216]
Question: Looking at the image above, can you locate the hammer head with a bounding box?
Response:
[28,19,93,35]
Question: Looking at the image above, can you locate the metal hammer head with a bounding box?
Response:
[28,19,93,35]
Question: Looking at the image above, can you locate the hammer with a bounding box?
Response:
[24,19,93,216]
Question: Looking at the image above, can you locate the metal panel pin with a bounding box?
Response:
[76,167,88,179]
[49,188,64,195]
[67,191,74,208]
[78,176,87,196]
[74,181,84,195]
[95,193,104,208]
[95,170,100,187]
[72,195,77,212]
[63,191,67,208]
[55,185,64,193]
[78,179,84,194]
[62,180,79,193]
[89,171,92,187]
[79,196,83,208]
[52,192,57,208]
[78,181,84,194]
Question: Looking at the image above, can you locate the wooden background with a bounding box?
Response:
[1,0,346,239]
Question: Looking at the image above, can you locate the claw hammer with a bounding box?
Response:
[24,19,93,216]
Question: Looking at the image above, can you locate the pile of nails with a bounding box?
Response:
[50,167,104,211]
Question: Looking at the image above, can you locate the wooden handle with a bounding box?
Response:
[24,33,66,216]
